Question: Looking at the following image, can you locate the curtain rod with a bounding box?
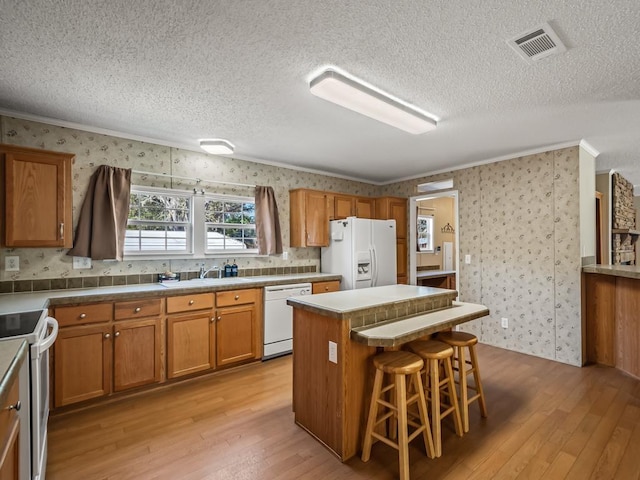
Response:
[131,169,256,188]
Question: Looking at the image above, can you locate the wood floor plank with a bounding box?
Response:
[47,345,640,480]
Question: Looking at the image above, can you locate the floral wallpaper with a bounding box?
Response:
[380,147,582,366]
[0,116,376,281]
[0,115,583,366]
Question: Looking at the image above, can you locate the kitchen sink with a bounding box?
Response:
[160,277,253,288]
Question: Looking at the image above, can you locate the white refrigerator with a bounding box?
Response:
[321,217,397,290]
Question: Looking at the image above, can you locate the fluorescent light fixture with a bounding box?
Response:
[199,139,235,155]
[417,179,454,192]
[309,68,437,134]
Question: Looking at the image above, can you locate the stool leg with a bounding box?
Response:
[395,373,410,480]
[457,345,470,433]
[362,369,384,462]
[429,358,442,458]
[413,371,435,459]
[469,345,488,418]
[444,356,464,437]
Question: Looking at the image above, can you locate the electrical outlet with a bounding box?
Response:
[73,256,92,269]
[465,254,471,264]
[328,341,338,364]
[5,256,19,272]
[282,251,289,260]
[501,317,509,328]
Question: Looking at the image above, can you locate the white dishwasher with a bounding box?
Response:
[263,283,312,359]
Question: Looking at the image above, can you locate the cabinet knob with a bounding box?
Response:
[60,222,64,239]
[210,317,215,322]
[234,295,240,300]
[217,316,221,321]
[134,307,141,313]
[79,313,87,319]
[104,333,111,339]
[8,401,20,412]
[325,286,329,291]
[189,300,195,305]
[114,331,120,337]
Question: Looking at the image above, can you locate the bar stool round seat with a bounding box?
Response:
[436,331,488,433]
[362,351,435,480]
[409,339,463,458]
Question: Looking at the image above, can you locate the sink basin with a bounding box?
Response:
[160,277,253,288]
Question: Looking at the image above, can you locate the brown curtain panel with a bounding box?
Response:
[67,165,132,260]
[255,186,283,255]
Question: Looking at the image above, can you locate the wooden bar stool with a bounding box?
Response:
[362,351,435,480]
[409,339,463,458]
[437,331,488,433]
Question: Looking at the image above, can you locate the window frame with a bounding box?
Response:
[124,186,259,260]
[202,193,258,255]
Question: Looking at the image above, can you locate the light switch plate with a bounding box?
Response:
[465,254,471,264]
[5,256,19,271]
[73,256,92,269]
[282,251,288,260]
[328,341,338,364]
[501,317,509,328]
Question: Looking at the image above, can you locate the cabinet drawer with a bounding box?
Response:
[166,293,214,313]
[312,281,340,294]
[216,288,259,307]
[115,298,162,320]
[55,303,113,327]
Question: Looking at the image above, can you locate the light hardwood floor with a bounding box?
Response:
[48,344,640,479]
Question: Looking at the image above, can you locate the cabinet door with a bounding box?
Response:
[355,197,375,219]
[216,304,257,367]
[305,191,329,246]
[3,146,73,247]
[113,318,162,392]
[332,195,354,220]
[167,312,214,378]
[376,197,407,238]
[54,324,112,407]
[0,377,19,480]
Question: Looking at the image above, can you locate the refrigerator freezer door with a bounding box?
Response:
[371,219,397,286]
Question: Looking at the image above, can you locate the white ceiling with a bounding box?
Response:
[1,1,639,185]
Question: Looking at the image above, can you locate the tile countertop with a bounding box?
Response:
[287,284,458,319]
[582,264,640,280]
[0,339,28,409]
[0,273,341,315]
[415,269,456,278]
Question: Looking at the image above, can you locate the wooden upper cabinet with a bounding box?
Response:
[1,144,74,247]
[376,197,408,238]
[355,197,375,219]
[329,194,355,220]
[290,189,329,247]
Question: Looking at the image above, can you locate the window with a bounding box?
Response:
[417,215,434,252]
[125,186,257,257]
[126,189,192,254]
[204,197,257,252]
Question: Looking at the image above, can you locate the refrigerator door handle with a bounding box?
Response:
[370,246,378,287]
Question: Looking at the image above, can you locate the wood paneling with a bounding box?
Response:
[615,277,640,378]
[113,318,162,391]
[584,273,617,366]
[1,144,74,248]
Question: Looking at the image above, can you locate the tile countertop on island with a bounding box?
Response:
[0,273,341,315]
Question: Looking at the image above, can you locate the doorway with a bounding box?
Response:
[409,191,460,291]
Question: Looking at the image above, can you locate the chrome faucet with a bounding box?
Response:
[199,264,222,279]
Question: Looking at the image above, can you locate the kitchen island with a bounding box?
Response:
[287,284,489,461]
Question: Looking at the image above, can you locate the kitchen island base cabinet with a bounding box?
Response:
[54,324,112,407]
[293,309,375,461]
[167,313,215,379]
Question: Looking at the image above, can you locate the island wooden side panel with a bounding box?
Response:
[615,277,640,378]
[584,273,616,366]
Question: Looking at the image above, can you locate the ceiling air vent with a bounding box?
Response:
[508,22,566,62]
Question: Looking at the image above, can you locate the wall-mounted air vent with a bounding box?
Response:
[508,22,566,62]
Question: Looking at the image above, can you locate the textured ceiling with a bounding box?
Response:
[1,0,640,185]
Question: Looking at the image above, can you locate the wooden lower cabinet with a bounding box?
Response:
[167,312,215,379]
[396,239,407,281]
[113,318,162,391]
[54,324,112,407]
[312,280,341,294]
[0,375,20,480]
[216,304,257,367]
